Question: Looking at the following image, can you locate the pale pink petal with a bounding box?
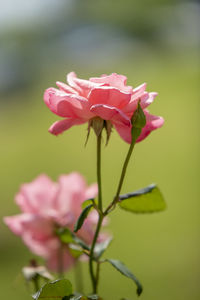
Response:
[15,175,57,214]
[47,246,75,272]
[23,234,59,258]
[44,87,91,118]
[49,118,86,136]
[140,92,157,109]
[4,214,28,235]
[55,173,87,218]
[85,183,98,200]
[88,86,131,109]
[90,73,132,93]
[90,104,131,126]
[136,111,164,142]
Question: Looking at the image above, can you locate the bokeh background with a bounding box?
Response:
[0,0,199,299]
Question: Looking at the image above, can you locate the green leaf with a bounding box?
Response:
[119,184,166,213]
[56,228,74,244]
[68,244,83,258]
[74,204,93,233]
[81,198,95,209]
[106,259,143,296]
[56,228,90,251]
[94,237,113,259]
[32,279,73,300]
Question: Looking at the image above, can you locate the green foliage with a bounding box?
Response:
[32,279,73,300]
[106,259,143,296]
[119,184,166,213]
[82,199,95,209]
[74,204,94,233]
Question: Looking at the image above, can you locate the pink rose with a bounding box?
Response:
[4,173,101,272]
[44,72,164,143]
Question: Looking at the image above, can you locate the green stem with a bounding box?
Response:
[104,140,136,215]
[97,133,103,211]
[89,132,104,293]
[89,214,103,293]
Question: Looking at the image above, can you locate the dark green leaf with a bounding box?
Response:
[82,199,95,209]
[94,238,113,259]
[106,259,143,296]
[72,235,90,251]
[119,184,166,213]
[74,204,93,233]
[32,279,73,300]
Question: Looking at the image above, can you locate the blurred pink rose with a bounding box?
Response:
[44,72,164,143]
[4,173,100,272]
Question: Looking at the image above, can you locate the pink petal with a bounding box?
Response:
[136,111,164,143]
[140,92,157,109]
[67,72,98,97]
[85,183,98,200]
[23,234,59,258]
[49,118,86,136]
[47,246,75,272]
[90,73,133,93]
[55,173,87,218]
[56,81,78,94]
[15,175,57,214]
[44,87,91,118]
[88,86,132,109]
[90,104,131,126]
[123,83,147,114]
[4,214,27,235]
[113,123,132,143]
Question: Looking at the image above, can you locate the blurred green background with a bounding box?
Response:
[0,0,199,299]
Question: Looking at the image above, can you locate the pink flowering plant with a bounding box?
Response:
[5,72,165,300]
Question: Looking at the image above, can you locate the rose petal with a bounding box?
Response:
[67,72,98,97]
[15,175,57,214]
[88,86,131,109]
[113,123,132,143]
[56,81,78,94]
[136,111,164,142]
[49,118,86,136]
[90,73,133,93]
[44,88,90,118]
[90,104,131,126]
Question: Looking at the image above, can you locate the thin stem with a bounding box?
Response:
[89,212,103,293]
[104,141,135,215]
[89,132,104,293]
[97,133,103,211]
